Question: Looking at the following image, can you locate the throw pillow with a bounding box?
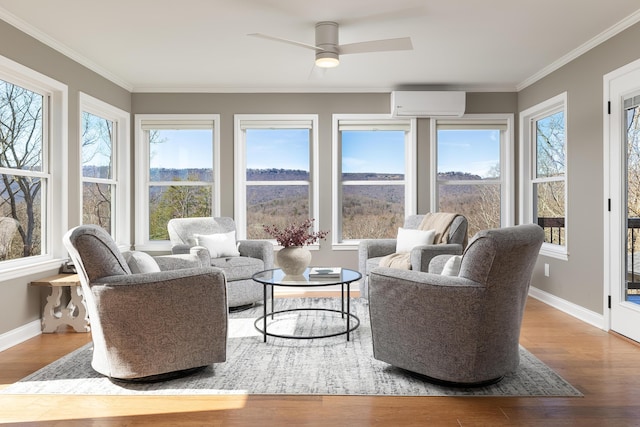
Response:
[396,227,436,253]
[441,255,463,276]
[123,251,161,274]
[195,231,240,258]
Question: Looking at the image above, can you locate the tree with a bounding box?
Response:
[81,111,114,232]
[535,111,566,244]
[625,106,640,254]
[149,176,212,240]
[0,80,43,259]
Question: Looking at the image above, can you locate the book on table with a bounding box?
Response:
[308,267,342,279]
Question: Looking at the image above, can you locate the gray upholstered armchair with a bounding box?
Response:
[63,225,228,381]
[167,217,274,309]
[358,214,468,300]
[368,224,544,386]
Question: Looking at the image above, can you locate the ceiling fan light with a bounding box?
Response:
[315,52,339,68]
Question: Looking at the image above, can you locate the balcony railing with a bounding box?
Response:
[627,218,640,290]
[538,216,640,296]
[537,217,565,246]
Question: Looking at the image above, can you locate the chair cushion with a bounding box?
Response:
[123,251,161,274]
[195,231,240,258]
[441,255,462,276]
[396,227,435,252]
[210,256,264,281]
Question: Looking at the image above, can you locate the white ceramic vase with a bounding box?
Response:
[277,246,312,276]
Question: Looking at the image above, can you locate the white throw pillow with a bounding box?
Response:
[123,251,161,274]
[195,231,240,258]
[441,255,463,276]
[396,227,436,253]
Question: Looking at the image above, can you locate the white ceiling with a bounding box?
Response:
[1,0,640,93]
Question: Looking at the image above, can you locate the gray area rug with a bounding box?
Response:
[3,298,582,397]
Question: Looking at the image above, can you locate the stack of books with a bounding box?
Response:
[308,267,342,279]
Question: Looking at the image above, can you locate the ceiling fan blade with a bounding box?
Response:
[339,37,413,55]
[248,33,323,51]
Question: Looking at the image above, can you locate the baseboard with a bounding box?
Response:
[528,286,606,330]
[0,320,41,352]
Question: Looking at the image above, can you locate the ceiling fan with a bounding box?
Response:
[249,21,413,68]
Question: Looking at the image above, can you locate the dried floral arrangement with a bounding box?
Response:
[263,218,329,248]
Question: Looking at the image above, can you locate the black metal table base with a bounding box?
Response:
[251,268,363,343]
[254,307,360,340]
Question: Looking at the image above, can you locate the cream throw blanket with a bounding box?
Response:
[379,213,459,270]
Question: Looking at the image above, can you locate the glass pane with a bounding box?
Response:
[149,129,213,182]
[342,185,404,239]
[533,181,565,245]
[81,112,113,179]
[0,80,43,172]
[625,104,640,304]
[536,111,565,178]
[437,129,500,179]
[341,130,405,180]
[246,129,309,181]
[0,174,42,259]
[82,182,112,233]
[148,185,212,240]
[246,185,309,239]
[438,183,501,238]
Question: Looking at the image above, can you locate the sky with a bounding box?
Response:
[146,128,501,178]
[149,129,213,169]
[437,129,501,177]
[341,131,404,174]
[246,129,309,170]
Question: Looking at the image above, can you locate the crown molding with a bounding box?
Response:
[517,8,640,91]
[130,84,517,94]
[0,7,134,91]
[3,5,639,95]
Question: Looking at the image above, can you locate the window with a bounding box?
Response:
[234,115,319,241]
[432,115,514,238]
[135,114,220,250]
[0,55,67,279]
[79,93,130,247]
[520,93,567,259]
[333,115,416,246]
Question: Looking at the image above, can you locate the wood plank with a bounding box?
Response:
[30,274,80,287]
[1,296,640,425]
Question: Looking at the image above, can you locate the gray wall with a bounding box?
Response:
[131,92,517,270]
[0,19,130,334]
[520,20,640,314]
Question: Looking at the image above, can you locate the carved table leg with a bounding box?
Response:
[41,285,90,333]
[41,286,63,333]
[67,285,90,332]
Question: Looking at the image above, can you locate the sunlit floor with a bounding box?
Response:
[2,296,640,425]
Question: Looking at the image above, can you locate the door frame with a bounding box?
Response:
[604,57,640,336]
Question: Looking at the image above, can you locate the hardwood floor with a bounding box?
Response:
[1,295,640,426]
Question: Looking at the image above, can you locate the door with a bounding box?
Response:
[607,62,640,342]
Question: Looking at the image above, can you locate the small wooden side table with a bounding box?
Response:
[30,274,90,333]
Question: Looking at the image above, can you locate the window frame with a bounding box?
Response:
[0,55,68,280]
[134,114,220,251]
[332,114,417,249]
[519,92,568,260]
[234,114,320,242]
[430,114,515,232]
[79,92,130,249]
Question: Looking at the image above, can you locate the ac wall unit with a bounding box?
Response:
[390,91,466,117]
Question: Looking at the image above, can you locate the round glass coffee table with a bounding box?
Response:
[252,267,361,342]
